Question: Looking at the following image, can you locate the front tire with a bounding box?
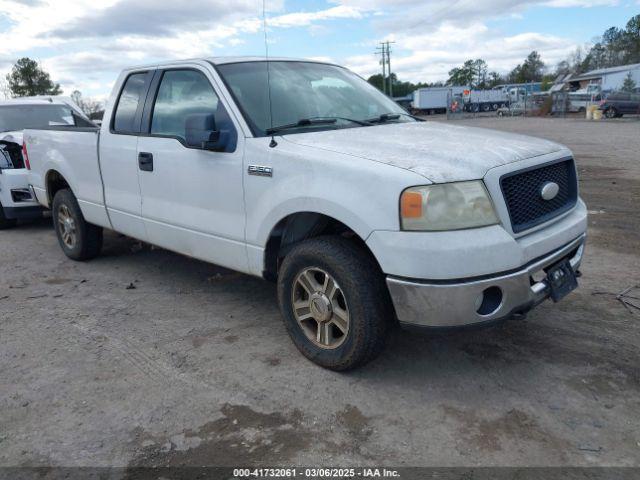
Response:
[277,236,391,371]
[52,189,103,261]
[0,202,17,230]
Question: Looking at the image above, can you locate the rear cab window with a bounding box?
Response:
[112,72,151,134]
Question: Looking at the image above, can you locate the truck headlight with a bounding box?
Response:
[400,181,499,231]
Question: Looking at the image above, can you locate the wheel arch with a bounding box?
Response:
[45,169,72,206]
[262,211,381,282]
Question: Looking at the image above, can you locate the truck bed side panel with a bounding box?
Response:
[25,128,110,228]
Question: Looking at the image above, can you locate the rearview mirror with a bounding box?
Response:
[185,113,225,151]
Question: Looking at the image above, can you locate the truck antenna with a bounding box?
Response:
[263,0,277,148]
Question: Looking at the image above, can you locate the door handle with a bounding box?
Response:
[138,152,153,172]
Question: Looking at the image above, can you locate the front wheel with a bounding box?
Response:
[0,202,17,230]
[52,189,103,261]
[277,236,391,371]
[605,107,617,119]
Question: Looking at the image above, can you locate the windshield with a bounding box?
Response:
[0,104,80,132]
[216,61,413,136]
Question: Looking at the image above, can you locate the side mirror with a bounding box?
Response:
[185,113,225,151]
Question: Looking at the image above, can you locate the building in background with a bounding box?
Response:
[568,63,640,92]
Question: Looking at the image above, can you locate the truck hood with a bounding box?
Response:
[0,130,23,145]
[283,121,564,183]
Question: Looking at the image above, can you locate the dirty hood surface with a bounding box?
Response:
[0,130,23,145]
[283,121,564,183]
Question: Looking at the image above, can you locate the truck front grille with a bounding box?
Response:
[500,158,577,233]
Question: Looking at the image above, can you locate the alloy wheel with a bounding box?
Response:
[291,267,350,349]
[57,204,77,249]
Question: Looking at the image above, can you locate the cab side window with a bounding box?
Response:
[113,72,148,133]
[151,70,219,143]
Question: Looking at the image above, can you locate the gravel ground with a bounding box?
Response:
[1,117,639,471]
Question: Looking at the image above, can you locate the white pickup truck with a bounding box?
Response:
[25,58,587,370]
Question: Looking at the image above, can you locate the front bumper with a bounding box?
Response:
[386,234,585,328]
[2,205,44,220]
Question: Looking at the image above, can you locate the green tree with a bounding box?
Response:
[367,74,439,97]
[472,59,489,88]
[447,65,473,86]
[5,57,62,97]
[624,15,640,63]
[541,74,556,91]
[510,51,545,83]
[446,59,493,88]
[367,73,385,92]
[487,71,500,87]
[571,14,640,73]
[621,72,637,92]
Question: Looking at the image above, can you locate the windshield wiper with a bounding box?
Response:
[265,116,371,136]
[266,118,336,135]
[365,112,425,124]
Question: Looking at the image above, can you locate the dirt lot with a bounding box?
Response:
[1,117,639,471]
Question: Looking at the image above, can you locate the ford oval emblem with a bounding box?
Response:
[541,182,560,201]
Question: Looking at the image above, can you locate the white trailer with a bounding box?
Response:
[412,86,467,114]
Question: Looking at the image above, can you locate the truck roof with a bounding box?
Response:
[0,96,91,123]
[122,56,336,71]
[0,96,78,107]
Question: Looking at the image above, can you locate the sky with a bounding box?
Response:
[0,0,638,101]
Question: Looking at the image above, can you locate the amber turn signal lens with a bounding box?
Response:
[401,191,423,218]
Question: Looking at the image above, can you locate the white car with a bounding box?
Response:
[25,58,587,370]
[0,97,93,228]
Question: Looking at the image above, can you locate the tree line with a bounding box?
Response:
[368,13,639,94]
[2,13,638,107]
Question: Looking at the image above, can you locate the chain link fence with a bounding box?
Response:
[444,88,545,120]
[410,87,639,121]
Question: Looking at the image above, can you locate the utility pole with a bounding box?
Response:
[376,41,395,97]
[375,43,387,95]
[385,41,395,97]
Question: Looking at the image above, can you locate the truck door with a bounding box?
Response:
[99,70,154,241]
[136,67,248,272]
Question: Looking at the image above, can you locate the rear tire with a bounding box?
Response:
[0,202,17,230]
[605,107,617,119]
[52,189,103,261]
[277,236,391,371]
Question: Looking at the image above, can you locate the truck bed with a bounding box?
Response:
[25,127,108,227]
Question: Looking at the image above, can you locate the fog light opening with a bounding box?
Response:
[476,286,503,316]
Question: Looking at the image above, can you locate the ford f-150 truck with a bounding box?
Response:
[0,97,93,228]
[25,58,587,370]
